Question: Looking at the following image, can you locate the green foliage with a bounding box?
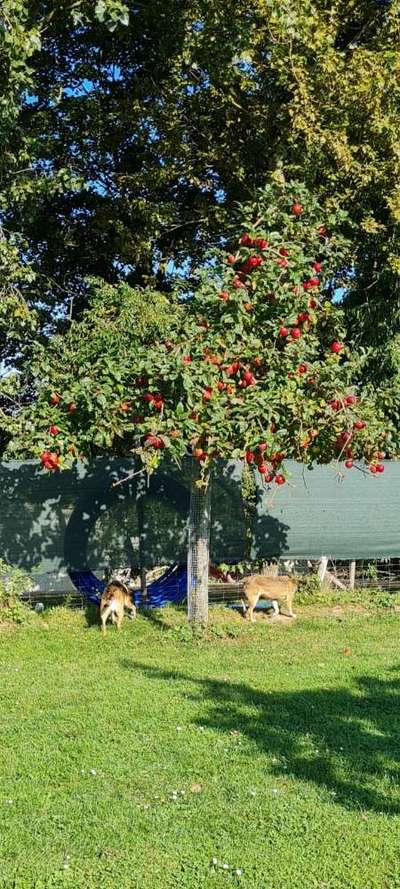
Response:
[18,180,391,483]
[0,558,33,623]
[2,2,400,337]
[296,573,325,605]
[296,574,399,610]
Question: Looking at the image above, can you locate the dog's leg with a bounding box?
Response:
[247,596,258,622]
[240,598,248,618]
[101,604,113,633]
[116,609,124,630]
[271,599,280,616]
[286,590,297,618]
[125,601,137,620]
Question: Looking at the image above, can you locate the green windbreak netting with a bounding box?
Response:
[0,458,398,589]
[0,459,245,588]
[252,460,400,561]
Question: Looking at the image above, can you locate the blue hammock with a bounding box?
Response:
[68,563,187,608]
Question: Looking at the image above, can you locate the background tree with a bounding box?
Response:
[16,182,390,624]
[3,1,399,333]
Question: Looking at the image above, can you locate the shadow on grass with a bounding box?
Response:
[84,602,101,627]
[136,606,175,630]
[121,660,400,815]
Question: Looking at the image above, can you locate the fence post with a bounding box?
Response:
[187,460,211,626]
[318,557,328,585]
[349,560,356,590]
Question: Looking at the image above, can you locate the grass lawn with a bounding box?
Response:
[1,605,400,889]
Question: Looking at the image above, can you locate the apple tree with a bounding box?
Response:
[16,180,391,625]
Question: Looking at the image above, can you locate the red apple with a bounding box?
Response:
[68,403,77,413]
[242,370,255,385]
[298,364,307,375]
[40,451,60,471]
[255,238,268,250]
[240,233,252,245]
[330,342,343,354]
[145,434,164,449]
[290,327,301,339]
[183,355,193,364]
[291,202,304,216]
[353,420,366,430]
[248,256,263,268]
[203,387,213,401]
[218,291,230,301]
[226,362,240,376]
[50,393,61,406]
[376,463,385,473]
[279,247,289,257]
[279,326,289,337]
[49,425,59,436]
[227,254,236,264]
[297,312,310,324]
[275,474,286,485]
[345,459,353,469]
[245,451,255,464]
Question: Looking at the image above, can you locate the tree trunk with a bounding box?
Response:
[187,460,211,626]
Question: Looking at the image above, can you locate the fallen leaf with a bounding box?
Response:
[190,783,202,793]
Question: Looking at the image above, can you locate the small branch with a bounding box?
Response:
[111,468,146,489]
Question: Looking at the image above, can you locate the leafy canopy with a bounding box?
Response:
[18,181,390,480]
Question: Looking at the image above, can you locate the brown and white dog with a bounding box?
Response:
[100,580,137,633]
[241,574,298,622]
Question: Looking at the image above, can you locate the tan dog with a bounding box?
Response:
[242,574,298,622]
[100,580,137,633]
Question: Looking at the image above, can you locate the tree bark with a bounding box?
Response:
[187,460,211,626]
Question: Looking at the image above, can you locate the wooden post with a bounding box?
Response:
[318,556,328,587]
[140,567,147,601]
[349,560,356,590]
[136,474,147,605]
[187,460,211,626]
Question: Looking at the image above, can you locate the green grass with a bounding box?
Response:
[1,605,400,889]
